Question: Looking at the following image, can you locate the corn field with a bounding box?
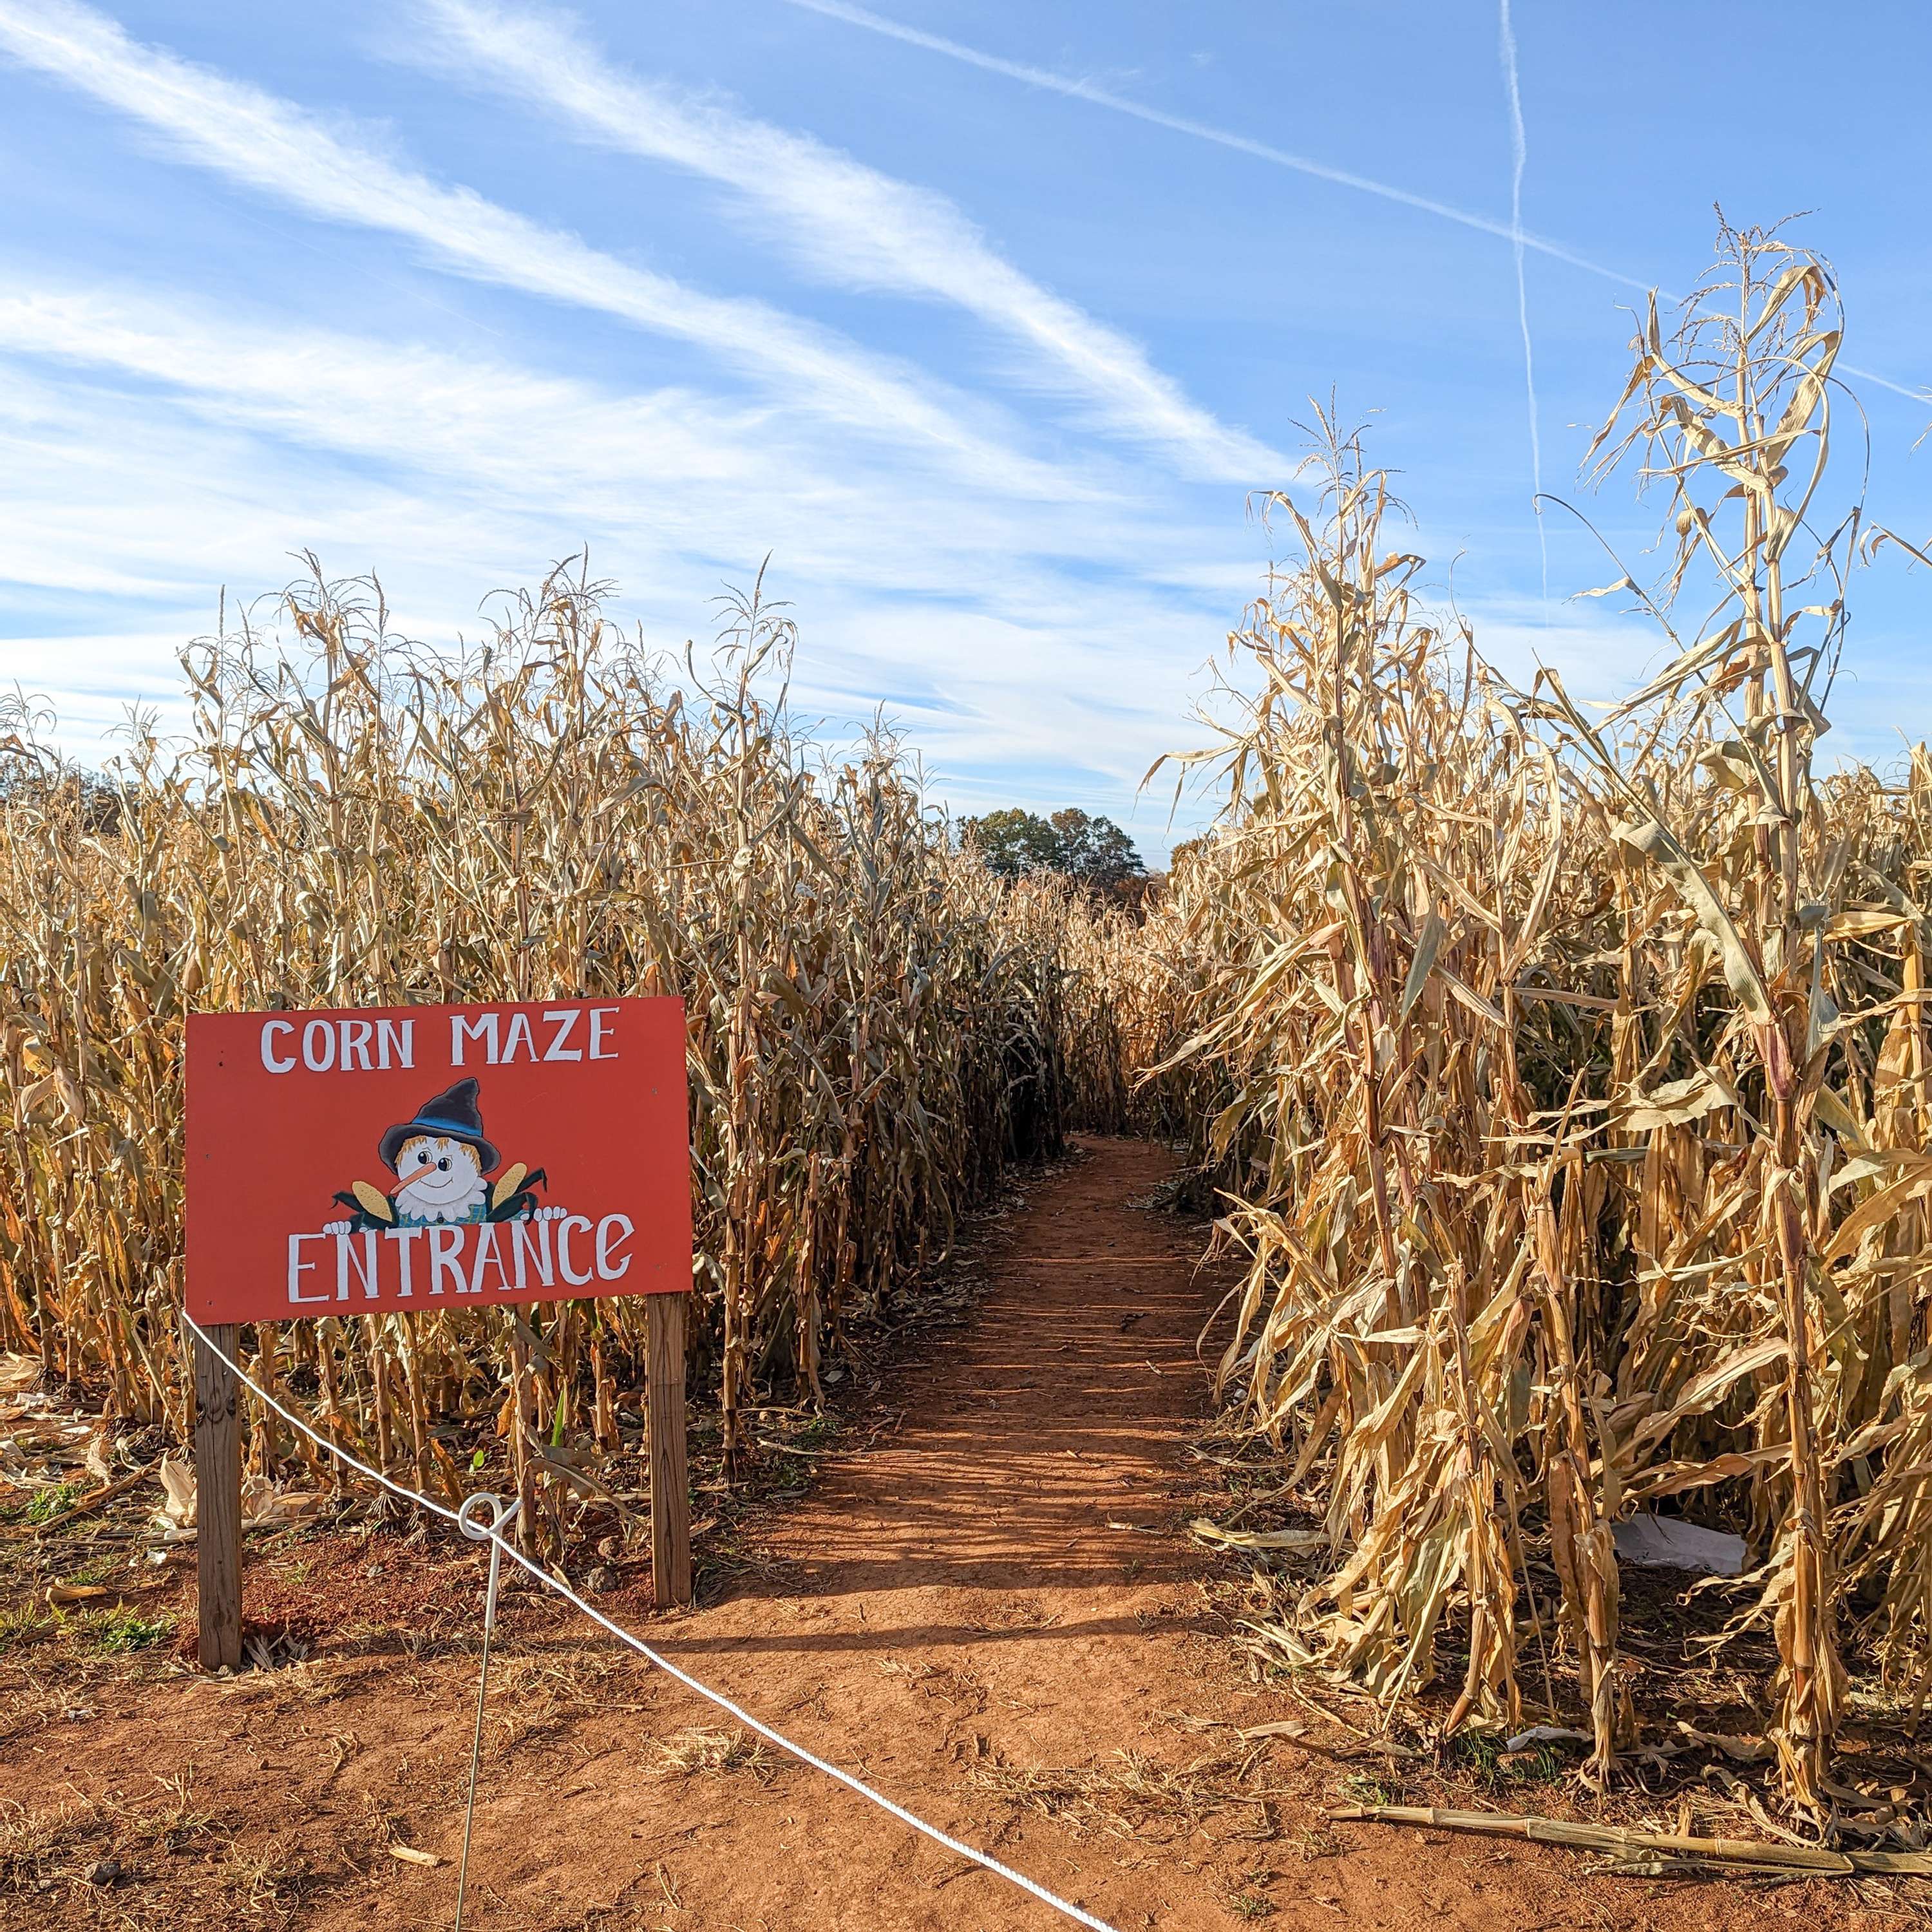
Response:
[0,561,1126,1552]
[5,211,1928,1817]
[1126,222,1932,1808]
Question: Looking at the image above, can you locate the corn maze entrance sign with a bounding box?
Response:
[182,998,695,1667]
[186,998,690,1321]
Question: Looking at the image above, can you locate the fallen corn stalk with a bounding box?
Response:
[1332,1803,1932,1877]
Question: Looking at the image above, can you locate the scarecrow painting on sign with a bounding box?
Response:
[321,1077,565,1234]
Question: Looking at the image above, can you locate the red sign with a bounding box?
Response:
[185,999,691,1323]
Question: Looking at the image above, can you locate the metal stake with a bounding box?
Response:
[453,1492,519,1932]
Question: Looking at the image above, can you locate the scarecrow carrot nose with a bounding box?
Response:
[395,1160,457,1196]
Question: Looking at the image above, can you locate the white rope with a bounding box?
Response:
[180,1312,1119,1932]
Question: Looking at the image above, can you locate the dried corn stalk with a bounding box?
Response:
[1132,225,1932,1809]
[0,561,1126,1549]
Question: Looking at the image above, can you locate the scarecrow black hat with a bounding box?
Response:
[377,1077,500,1175]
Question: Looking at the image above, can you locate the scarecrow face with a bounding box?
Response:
[392,1133,488,1221]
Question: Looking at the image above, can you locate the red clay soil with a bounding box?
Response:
[0,1139,1906,1930]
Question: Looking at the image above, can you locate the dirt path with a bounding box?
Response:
[2,1139,1864,1930]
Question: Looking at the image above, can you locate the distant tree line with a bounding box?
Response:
[957,807,1151,907]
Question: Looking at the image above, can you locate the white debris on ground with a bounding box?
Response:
[1611,1511,1747,1576]
[150,1454,326,1544]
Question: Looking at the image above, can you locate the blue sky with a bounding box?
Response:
[2,1,1927,860]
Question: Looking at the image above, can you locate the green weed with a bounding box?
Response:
[82,1607,171,1653]
[23,1482,84,1526]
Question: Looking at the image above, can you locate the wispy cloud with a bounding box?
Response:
[0,282,1180,591]
[784,0,1927,408]
[406,0,1278,481]
[0,0,1084,496]
[0,277,1255,846]
[0,287,780,518]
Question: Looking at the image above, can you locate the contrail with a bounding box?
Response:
[781,0,1654,287]
[1497,0,1548,611]
[782,0,1927,410]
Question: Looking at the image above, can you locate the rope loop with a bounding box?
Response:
[457,1491,520,1544]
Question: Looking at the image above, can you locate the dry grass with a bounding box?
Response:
[1121,220,1932,1814]
[0,1766,317,1931]
[646,1723,776,1781]
[970,1740,1290,1842]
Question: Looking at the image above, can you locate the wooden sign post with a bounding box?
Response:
[191,1319,243,1671]
[185,997,695,1667]
[647,1293,691,1609]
